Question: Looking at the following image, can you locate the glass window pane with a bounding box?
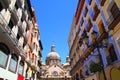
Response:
[52,71,58,76]
[0,51,8,67]
[9,59,17,72]
[18,65,23,75]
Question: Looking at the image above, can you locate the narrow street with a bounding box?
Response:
[0,0,120,80]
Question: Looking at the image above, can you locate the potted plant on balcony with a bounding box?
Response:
[90,62,102,73]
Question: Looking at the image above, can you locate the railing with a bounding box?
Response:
[84,7,88,17]
[29,42,34,50]
[93,6,100,21]
[29,57,33,63]
[100,0,106,6]
[0,13,26,58]
[87,20,92,32]
[17,0,23,7]
[18,21,24,33]
[107,8,120,30]
[9,6,19,22]
[80,17,84,26]
[2,0,10,8]
[24,32,28,41]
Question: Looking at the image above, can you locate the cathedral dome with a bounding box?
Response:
[47,52,60,59]
[47,45,60,59]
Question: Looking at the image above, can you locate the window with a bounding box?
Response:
[35,55,37,64]
[84,6,88,17]
[0,43,10,68]
[15,2,19,9]
[9,54,18,72]
[18,61,24,75]
[82,48,84,55]
[107,44,117,65]
[80,70,84,78]
[94,4,99,13]
[17,33,21,40]
[110,2,120,19]
[0,51,8,67]
[35,32,37,38]
[0,78,4,80]
[108,44,117,62]
[0,2,3,12]
[98,20,106,34]
[100,0,106,6]
[23,42,25,48]
[80,17,84,26]
[52,71,58,76]
[8,19,14,29]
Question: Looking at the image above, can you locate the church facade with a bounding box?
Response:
[41,45,71,80]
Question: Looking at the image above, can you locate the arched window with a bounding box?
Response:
[0,43,10,68]
[9,54,18,72]
[18,61,24,75]
[52,71,58,76]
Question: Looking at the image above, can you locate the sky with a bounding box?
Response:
[30,0,78,63]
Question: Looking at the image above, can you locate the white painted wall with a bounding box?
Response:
[0,67,18,80]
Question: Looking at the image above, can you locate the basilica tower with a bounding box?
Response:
[46,45,61,66]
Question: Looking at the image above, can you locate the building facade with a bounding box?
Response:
[41,45,71,80]
[68,0,120,80]
[0,0,43,80]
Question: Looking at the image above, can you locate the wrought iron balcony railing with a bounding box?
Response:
[107,8,120,30]
[0,13,27,58]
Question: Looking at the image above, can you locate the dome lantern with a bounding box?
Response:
[51,45,55,52]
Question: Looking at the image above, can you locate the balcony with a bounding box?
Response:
[108,8,120,30]
[84,47,91,59]
[28,42,34,50]
[97,31,108,42]
[93,6,100,21]
[31,62,37,71]
[18,21,24,33]
[97,23,108,42]
[26,57,33,65]
[9,7,19,23]
[100,0,106,6]
[0,0,10,8]
[80,17,84,26]
[38,59,42,66]
[23,31,28,42]
[16,0,23,8]
[84,6,88,17]
[0,13,26,55]
[86,20,92,32]
[19,44,27,58]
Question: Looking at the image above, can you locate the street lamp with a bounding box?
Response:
[82,30,107,80]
